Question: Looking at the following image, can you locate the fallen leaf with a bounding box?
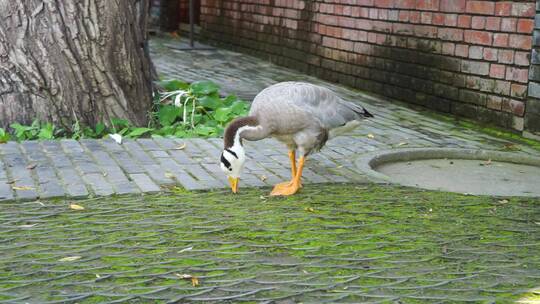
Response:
[59,256,82,262]
[480,159,492,166]
[336,165,343,169]
[259,195,267,200]
[535,222,540,225]
[109,133,122,144]
[367,134,375,139]
[165,172,175,179]
[304,207,314,212]
[178,246,193,253]
[397,142,408,147]
[12,186,33,191]
[172,143,187,150]
[95,274,101,278]
[103,173,108,177]
[18,223,38,228]
[26,164,37,170]
[6,180,17,184]
[498,199,509,204]
[176,273,199,286]
[69,203,85,211]
[260,175,267,181]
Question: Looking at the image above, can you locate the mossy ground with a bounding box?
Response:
[0,184,539,303]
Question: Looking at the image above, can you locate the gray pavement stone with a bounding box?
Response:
[136,138,162,151]
[129,173,161,193]
[82,173,115,197]
[141,164,175,185]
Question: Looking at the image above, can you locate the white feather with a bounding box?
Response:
[109,133,123,144]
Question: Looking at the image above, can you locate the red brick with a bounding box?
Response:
[485,17,501,31]
[506,67,529,83]
[432,13,445,25]
[458,15,471,28]
[498,50,514,64]
[374,0,393,8]
[464,30,492,46]
[483,48,498,61]
[409,11,421,23]
[466,1,495,15]
[337,39,354,51]
[352,7,369,18]
[504,99,525,116]
[368,32,377,43]
[471,16,486,29]
[395,0,416,9]
[421,12,433,24]
[514,51,530,66]
[445,14,458,26]
[440,0,466,12]
[511,84,528,99]
[393,23,414,34]
[442,42,455,55]
[416,0,440,11]
[455,44,469,57]
[379,9,389,20]
[493,33,509,47]
[495,2,512,16]
[438,28,464,41]
[357,0,374,5]
[501,18,517,32]
[489,64,506,79]
[509,34,532,50]
[369,8,378,19]
[467,46,482,59]
[399,11,410,22]
[517,19,534,34]
[415,25,438,38]
[512,3,535,17]
[487,95,503,110]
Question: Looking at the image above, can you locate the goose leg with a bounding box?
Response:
[270,156,305,196]
[271,150,299,191]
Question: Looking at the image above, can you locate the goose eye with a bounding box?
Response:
[228,168,232,171]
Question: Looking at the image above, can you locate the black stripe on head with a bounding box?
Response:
[220,153,231,169]
[225,148,238,159]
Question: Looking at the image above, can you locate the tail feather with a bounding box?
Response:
[343,100,374,119]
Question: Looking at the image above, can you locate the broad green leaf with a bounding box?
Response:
[38,123,54,140]
[230,101,248,115]
[190,80,220,96]
[83,127,96,138]
[127,127,153,138]
[160,79,189,91]
[0,128,9,143]
[214,107,232,122]
[10,123,32,140]
[222,95,238,106]
[158,105,182,126]
[198,95,221,110]
[95,123,106,136]
[111,118,130,132]
[194,125,216,136]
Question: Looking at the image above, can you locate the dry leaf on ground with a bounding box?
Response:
[18,223,38,228]
[165,172,175,179]
[367,134,375,139]
[260,175,267,181]
[304,207,315,212]
[175,273,199,286]
[12,186,33,191]
[26,164,37,170]
[172,143,187,150]
[59,256,82,262]
[69,204,85,210]
[397,142,408,147]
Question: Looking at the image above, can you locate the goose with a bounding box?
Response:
[220,81,373,196]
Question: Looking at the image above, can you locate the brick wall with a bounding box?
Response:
[200,0,536,132]
[526,2,540,138]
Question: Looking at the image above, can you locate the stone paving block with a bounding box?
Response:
[142,164,175,185]
[113,182,140,195]
[101,138,126,152]
[82,173,115,196]
[153,138,181,150]
[35,166,59,184]
[39,181,66,199]
[80,139,103,152]
[123,141,157,165]
[109,151,145,174]
[169,150,195,164]
[136,138,162,151]
[0,180,14,201]
[150,150,169,158]
[129,173,161,193]
[74,161,102,174]
[90,151,119,167]
[60,139,85,154]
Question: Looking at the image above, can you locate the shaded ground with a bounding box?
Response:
[1,184,539,303]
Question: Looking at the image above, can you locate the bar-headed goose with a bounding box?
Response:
[220,82,373,196]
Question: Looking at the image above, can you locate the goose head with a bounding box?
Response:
[220,116,261,193]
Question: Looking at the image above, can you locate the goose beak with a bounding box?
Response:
[228,176,239,193]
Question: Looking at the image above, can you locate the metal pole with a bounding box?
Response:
[189,0,194,47]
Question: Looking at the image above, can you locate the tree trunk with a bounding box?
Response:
[0,0,153,130]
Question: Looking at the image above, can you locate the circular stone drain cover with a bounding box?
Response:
[356,148,540,197]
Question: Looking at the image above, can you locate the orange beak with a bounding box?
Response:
[228,176,239,193]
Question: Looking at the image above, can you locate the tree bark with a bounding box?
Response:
[0,0,153,130]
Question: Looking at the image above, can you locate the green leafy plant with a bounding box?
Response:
[1,80,249,142]
[0,128,10,143]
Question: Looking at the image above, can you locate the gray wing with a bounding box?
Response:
[251,82,372,131]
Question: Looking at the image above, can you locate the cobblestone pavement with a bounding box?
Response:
[1,185,539,303]
[0,37,539,201]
